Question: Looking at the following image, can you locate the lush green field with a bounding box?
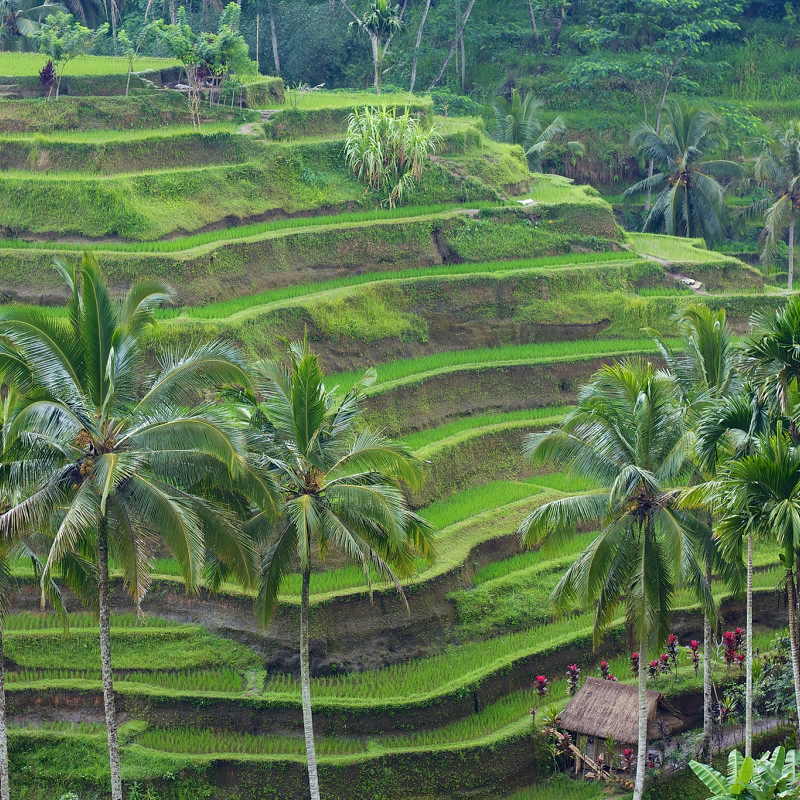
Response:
[0,53,179,76]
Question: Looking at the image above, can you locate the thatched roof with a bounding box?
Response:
[558,677,683,744]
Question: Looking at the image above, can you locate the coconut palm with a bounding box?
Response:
[624,97,744,243]
[0,254,258,800]
[519,358,713,800]
[484,89,582,171]
[710,432,800,744]
[741,122,800,290]
[0,386,70,800]
[240,342,435,800]
[650,303,741,762]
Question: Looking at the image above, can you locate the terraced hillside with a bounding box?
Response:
[0,74,791,800]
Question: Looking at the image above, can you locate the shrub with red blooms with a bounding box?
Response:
[623,748,634,770]
[660,652,670,673]
[649,660,659,679]
[667,633,679,670]
[566,664,580,696]
[689,640,700,676]
[599,660,610,679]
[722,630,744,668]
[535,675,549,697]
[605,673,617,681]
[630,651,639,675]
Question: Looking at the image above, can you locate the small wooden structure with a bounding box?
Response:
[558,677,684,762]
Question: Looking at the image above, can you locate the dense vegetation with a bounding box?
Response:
[2,2,800,797]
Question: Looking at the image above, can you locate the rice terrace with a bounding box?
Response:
[4,2,800,800]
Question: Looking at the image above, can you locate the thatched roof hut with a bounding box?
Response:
[558,677,684,745]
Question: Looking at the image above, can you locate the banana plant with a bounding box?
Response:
[690,747,800,799]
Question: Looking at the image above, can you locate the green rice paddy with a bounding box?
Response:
[0,53,179,76]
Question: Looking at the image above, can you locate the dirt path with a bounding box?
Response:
[238,109,278,135]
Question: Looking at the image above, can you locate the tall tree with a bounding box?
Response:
[651,304,745,761]
[624,98,743,243]
[0,255,257,800]
[408,0,430,92]
[742,122,800,291]
[426,0,475,90]
[342,0,405,93]
[703,433,800,746]
[519,358,713,800]
[241,343,435,800]
[568,0,741,208]
[740,295,800,420]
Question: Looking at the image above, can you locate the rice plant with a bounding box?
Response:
[9,720,105,735]
[331,337,672,395]
[344,106,440,207]
[423,481,542,530]
[3,611,171,631]
[0,53,178,77]
[637,286,696,296]
[136,726,367,757]
[402,406,572,452]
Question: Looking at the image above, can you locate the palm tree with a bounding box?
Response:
[519,358,713,800]
[710,432,800,745]
[650,303,741,761]
[344,0,403,94]
[741,122,800,291]
[240,342,435,800]
[624,98,744,243]
[484,89,582,172]
[739,295,800,421]
[0,386,70,800]
[0,254,257,800]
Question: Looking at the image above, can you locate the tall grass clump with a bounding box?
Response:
[345,106,440,207]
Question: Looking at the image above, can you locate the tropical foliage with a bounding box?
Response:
[236,341,434,800]
[624,98,743,243]
[484,89,581,171]
[0,255,256,800]
[344,105,439,207]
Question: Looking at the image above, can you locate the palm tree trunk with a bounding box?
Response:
[0,630,9,800]
[789,209,795,292]
[702,557,713,764]
[98,519,123,800]
[644,66,674,212]
[409,0,432,93]
[633,637,648,800]
[786,564,800,742]
[301,566,321,800]
[745,533,753,758]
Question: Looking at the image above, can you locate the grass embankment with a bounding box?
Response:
[0,125,261,174]
[0,93,256,134]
